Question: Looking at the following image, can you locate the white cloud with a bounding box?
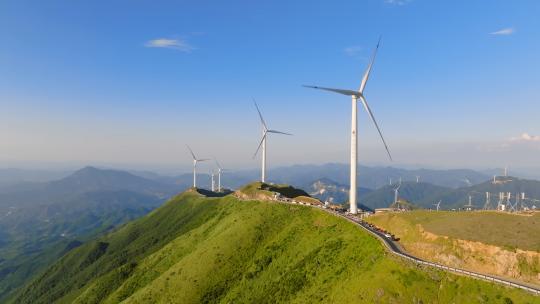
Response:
[511,133,540,142]
[385,0,411,5]
[490,28,515,36]
[344,46,363,56]
[144,38,194,52]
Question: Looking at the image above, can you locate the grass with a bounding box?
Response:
[12,192,540,304]
[369,210,540,251]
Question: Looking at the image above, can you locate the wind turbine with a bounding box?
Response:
[187,145,210,188]
[253,101,292,183]
[304,37,392,215]
[433,200,441,211]
[393,180,401,207]
[215,159,227,192]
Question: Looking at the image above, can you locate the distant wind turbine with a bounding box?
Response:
[393,180,401,206]
[215,159,228,192]
[433,200,441,211]
[187,145,210,188]
[253,101,292,183]
[304,37,392,214]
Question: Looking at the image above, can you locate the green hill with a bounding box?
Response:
[12,190,540,303]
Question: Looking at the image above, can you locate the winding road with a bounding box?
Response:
[330,209,540,296]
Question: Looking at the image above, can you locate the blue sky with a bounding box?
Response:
[1,0,539,173]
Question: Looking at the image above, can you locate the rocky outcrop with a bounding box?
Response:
[405,224,540,287]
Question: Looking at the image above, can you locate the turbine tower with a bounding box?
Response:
[187,145,210,188]
[210,171,215,192]
[483,192,491,210]
[253,101,292,183]
[304,37,392,214]
[497,192,504,211]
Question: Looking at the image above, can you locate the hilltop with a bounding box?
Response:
[12,187,539,303]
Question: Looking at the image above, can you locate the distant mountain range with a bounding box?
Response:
[307,176,540,211]
[416,176,540,210]
[0,169,70,188]
[0,167,184,301]
[133,163,493,193]
[359,182,452,210]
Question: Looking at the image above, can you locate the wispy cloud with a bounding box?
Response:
[144,38,194,52]
[490,28,515,36]
[385,0,411,5]
[511,133,540,142]
[344,46,363,57]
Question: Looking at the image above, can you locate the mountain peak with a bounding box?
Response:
[49,166,178,198]
[73,166,101,175]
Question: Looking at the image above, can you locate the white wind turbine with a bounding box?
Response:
[433,200,441,211]
[393,180,401,206]
[187,145,210,188]
[304,37,392,214]
[253,101,292,183]
[215,159,228,192]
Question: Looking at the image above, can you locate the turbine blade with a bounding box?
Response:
[197,158,211,162]
[267,129,293,136]
[253,99,268,130]
[215,158,222,169]
[359,95,392,161]
[186,145,196,160]
[252,132,267,159]
[303,85,360,97]
[358,36,381,94]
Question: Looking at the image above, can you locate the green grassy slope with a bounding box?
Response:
[14,192,540,304]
